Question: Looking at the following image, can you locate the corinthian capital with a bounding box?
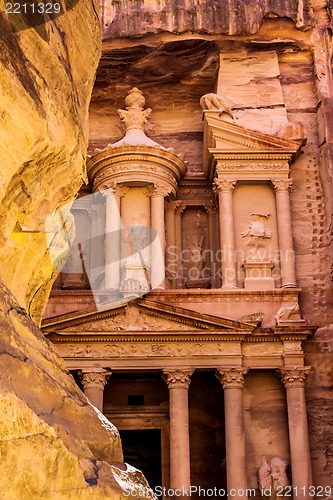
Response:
[216,367,248,389]
[272,179,293,192]
[213,178,237,193]
[165,200,182,213]
[78,368,111,390]
[162,368,194,389]
[154,183,172,198]
[279,366,311,389]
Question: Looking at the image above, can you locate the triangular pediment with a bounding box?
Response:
[42,298,254,334]
[204,112,301,152]
[203,112,302,180]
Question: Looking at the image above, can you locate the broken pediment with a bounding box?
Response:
[202,111,303,181]
[42,298,253,334]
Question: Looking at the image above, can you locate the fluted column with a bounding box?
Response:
[163,368,194,494]
[78,368,111,412]
[279,367,312,498]
[273,180,297,287]
[214,179,237,288]
[151,184,170,290]
[174,204,185,289]
[216,368,249,500]
[165,200,181,289]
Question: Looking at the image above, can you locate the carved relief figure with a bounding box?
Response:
[241,213,272,251]
[258,456,290,498]
[200,93,234,118]
[275,304,300,324]
[187,235,205,276]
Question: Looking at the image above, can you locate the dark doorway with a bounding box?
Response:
[120,429,162,494]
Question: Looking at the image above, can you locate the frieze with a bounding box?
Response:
[56,341,241,359]
[216,163,288,170]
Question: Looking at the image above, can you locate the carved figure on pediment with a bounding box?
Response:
[275,304,300,324]
[200,93,233,118]
[241,213,272,251]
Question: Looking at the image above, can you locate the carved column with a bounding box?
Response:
[216,368,249,500]
[165,201,181,289]
[78,368,111,412]
[151,184,170,290]
[205,202,220,288]
[214,179,238,288]
[104,185,129,291]
[88,203,104,288]
[272,180,297,288]
[279,367,312,497]
[163,369,194,493]
[174,204,185,288]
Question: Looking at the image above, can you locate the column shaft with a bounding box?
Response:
[163,369,194,494]
[105,191,121,290]
[174,206,184,289]
[273,180,297,287]
[217,368,248,500]
[165,201,179,289]
[280,368,312,499]
[151,192,166,289]
[215,179,237,288]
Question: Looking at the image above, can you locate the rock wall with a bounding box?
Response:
[0,3,101,325]
[0,280,155,497]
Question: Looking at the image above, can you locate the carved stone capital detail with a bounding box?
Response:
[204,201,218,216]
[272,179,293,192]
[279,366,311,389]
[78,368,111,390]
[165,200,182,213]
[162,368,194,389]
[216,367,248,389]
[153,182,172,198]
[112,184,129,198]
[213,178,237,193]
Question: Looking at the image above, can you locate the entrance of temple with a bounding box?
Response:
[120,429,162,494]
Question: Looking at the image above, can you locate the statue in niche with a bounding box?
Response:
[258,456,290,499]
[184,234,210,288]
[241,213,272,251]
[200,93,233,118]
[187,235,205,275]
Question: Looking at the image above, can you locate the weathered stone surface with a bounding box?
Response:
[100,0,314,39]
[0,281,155,498]
[0,4,101,324]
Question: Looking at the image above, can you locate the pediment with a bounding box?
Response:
[202,112,302,180]
[42,298,253,334]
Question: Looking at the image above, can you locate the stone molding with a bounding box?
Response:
[78,368,111,390]
[278,366,311,388]
[272,179,293,192]
[162,368,194,389]
[216,367,249,389]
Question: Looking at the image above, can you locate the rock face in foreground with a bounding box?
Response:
[0,4,101,324]
[0,281,154,498]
